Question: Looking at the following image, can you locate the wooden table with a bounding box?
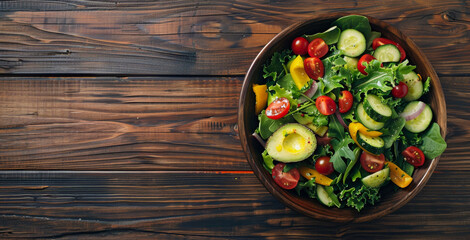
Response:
[0,1,469,239]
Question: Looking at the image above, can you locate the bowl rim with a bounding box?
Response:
[238,12,447,222]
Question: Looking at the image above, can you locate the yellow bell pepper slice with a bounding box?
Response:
[348,122,383,155]
[252,84,268,114]
[289,55,310,90]
[386,161,413,188]
[299,166,333,186]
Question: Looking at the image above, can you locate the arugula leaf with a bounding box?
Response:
[304,26,341,45]
[352,60,394,99]
[267,84,297,107]
[343,147,361,184]
[381,116,406,148]
[277,73,302,98]
[320,52,345,94]
[418,123,447,159]
[257,110,293,139]
[328,115,346,140]
[263,49,293,86]
[298,105,329,127]
[330,137,355,173]
[331,15,372,40]
[350,165,362,182]
[396,60,416,81]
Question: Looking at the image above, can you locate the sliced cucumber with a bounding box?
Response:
[337,29,366,57]
[403,71,423,101]
[316,185,333,207]
[356,131,385,155]
[343,56,358,70]
[373,44,401,62]
[362,167,389,188]
[356,103,385,130]
[363,94,392,122]
[293,112,314,125]
[404,102,433,133]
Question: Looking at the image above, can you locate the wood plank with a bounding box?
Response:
[0,170,468,239]
[0,0,468,75]
[0,76,467,171]
[0,76,246,170]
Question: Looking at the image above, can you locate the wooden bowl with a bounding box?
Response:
[238,13,447,223]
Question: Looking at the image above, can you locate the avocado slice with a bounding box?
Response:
[265,123,317,163]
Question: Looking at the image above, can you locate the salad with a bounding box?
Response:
[251,15,447,211]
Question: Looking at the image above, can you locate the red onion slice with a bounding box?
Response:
[400,101,426,121]
[299,81,318,103]
[335,110,348,129]
[252,132,266,148]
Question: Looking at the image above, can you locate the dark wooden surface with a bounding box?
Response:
[0,0,469,239]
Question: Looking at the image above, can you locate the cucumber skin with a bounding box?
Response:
[316,185,333,207]
[363,95,392,122]
[373,44,401,63]
[356,132,385,155]
[356,103,385,131]
[362,167,390,188]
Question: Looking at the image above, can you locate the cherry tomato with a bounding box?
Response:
[304,57,324,80]
[372,38,406,61]
[360,152,385,173]
[392,81,409,98]
[316,95,336,116]
[308,38,329,58]
[357,54,376,75]
[272,163,300,190]
[291,37,309,55]
[338,90,353,113]
[315,156,334,175]
[402,146,425,167]
[265,97,290,120]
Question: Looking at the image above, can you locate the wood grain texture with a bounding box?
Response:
[0,0,468,75]
[0,76,467,171]
[0,76,244,170]
[0,170,469,239]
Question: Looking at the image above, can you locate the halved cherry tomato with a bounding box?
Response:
[360,152,385,173]
[392,81,408,98]
[338,90,353,113]
[372,38,406,61]
[291,37,309,55]
[265,97,290,120]
[315,95,336,116]
[304,57,324,80]
[357,54,376,75]
[402,146,425,167]
[308,38,329,58]
[315,156,334,175]
[272,163,300,189]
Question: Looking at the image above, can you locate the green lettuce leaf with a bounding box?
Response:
[339,185,381,212]
[352,60,394,100]
[331,15,372,40]
[263,49,293,86]
[418,123,447,159]
[304,26,341,45]
[295,178,317,199]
